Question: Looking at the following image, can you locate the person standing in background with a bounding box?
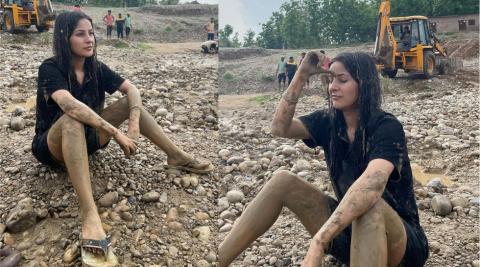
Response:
[285,56,298,86]
[299,52,310,90]
[115,13,125,39]
[125,13,132,40]
[275,56,287,91]
[205,17,215,40]
[103,10,115,40]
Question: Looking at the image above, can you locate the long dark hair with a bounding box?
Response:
[327,52,382,181]
[53,11,98,92]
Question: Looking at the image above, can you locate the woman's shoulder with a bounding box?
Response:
[38,57,65,76]
[368,110,404,133]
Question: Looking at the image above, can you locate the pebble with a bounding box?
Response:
[10,117,25,131]
[98,191,119,207]
[226,190,245,203]
[142,191,161,202]
[193,226,211,241]
[6,197,37,233]
[431,195,452,216]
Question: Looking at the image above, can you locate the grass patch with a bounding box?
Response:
[257,71,275,82]
[137,42,152,50]
[164,25,173,32]
[250,95,271,104]
[112,41,130,49]
[223,71,236,82]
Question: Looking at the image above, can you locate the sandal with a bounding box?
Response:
[81,236,118,267]
[165,158,214,174]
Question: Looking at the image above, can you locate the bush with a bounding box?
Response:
[223,72,235,82]
[164,25,173,32]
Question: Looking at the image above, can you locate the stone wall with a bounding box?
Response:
[429,14,479,33]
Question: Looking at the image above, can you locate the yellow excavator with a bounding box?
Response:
[0,0,55,33]
[374,0,456,78]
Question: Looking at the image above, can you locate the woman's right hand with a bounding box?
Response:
[113,130,137,158]
[298,51,329,78]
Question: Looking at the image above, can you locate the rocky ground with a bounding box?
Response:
[0,29,219,266]
[216,33,480,266]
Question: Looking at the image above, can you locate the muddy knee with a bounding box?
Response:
[353,200,385,230]
[268,170,300,190]
[61,115,85,137]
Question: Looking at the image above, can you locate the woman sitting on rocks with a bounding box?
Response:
[219,51,428,267]
[32,11,213,266]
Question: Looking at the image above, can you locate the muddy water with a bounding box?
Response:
[411,163,452,186]
[6,96,36,112]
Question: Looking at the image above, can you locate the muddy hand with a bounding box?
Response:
[298,51,330,77]
[114,130,137,158]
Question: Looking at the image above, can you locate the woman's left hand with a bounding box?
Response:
[301,238,325,267]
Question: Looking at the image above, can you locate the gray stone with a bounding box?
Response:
[98,192,119,207]
[450,196,468,208]
[281,145,297,156]
[6,197,37,233]
[217,197,229,212]
[10,117,25,131]
[426,178,444,193]
[227,156,244,165]
[431,195,452,216]
[469,197,480,206]
[142,191,160,202]
[219,223,232,233]
[226,190,245,203]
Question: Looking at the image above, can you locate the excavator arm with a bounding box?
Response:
[373,0,396,70]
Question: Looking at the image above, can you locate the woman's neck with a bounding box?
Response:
[342,109,359,130]
[72,56,85,72]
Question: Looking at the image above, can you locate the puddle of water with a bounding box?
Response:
[411,163,452,186]
[6,96,36,112]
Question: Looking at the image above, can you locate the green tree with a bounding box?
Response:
[219,24,233,47]
[243,29,256,47]
[231,32,241,47]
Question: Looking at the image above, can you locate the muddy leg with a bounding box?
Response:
[219,170,332,267]
[350,199,407,267]
[47,115,106,243]
[98,97,208,168]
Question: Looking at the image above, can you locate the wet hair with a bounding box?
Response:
[53,12,98,97]
[301,52,306,56]
[320,50,325,54]
[118,13,122,18]
[107,10,111,13]
[327,52,382,179]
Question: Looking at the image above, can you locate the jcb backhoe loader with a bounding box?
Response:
[0,0,55,33]
[374,0,458,78]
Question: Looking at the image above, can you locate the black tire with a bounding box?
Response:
[381,69,398,78]
[36,25,49,32]
[422,50,435,78]
[3,10,15,33]
[438,58,451,75]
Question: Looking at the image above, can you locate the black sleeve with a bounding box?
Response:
[38,61,69,106]
[98,62,125,95]
[298,110,331,149]
[367,117,406,178]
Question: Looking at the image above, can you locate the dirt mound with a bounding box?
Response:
[443,32,479,59]
[220,48,275,60]
[138,4,217,16]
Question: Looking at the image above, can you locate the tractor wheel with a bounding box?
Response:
[36,25,49,33]
[422,51,435,78]
[3,10,15,33]
[381,69,398,78]
[438,58,452,75]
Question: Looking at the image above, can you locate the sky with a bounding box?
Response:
[219,0,287,39]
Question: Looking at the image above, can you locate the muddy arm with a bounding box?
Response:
[270,70,310,139]
[118,80,142,141]
[51,90,120,137]
[312,159,393,247]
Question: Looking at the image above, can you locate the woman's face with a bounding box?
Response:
[70,18,95,58]
[328,61,359,111]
